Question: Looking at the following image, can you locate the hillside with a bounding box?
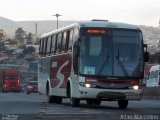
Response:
[0,17,20,38]
[0,16,76,38]
[0,16,160,48]
[16,20,76,36]
[140,25,160,44]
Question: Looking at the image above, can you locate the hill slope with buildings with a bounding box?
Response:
[0,16,160,53]
[0,16,76,38]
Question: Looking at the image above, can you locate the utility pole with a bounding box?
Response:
[52,14,62,29]
[35,23,37,35]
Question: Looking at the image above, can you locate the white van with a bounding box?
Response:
[146,65,160,87]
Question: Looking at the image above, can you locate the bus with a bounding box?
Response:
[38,20,149,109]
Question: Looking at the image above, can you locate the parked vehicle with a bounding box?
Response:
[26,81,38,94]
[146,65,160,87]
[0,69,21,92]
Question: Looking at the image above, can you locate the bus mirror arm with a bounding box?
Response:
[144,44,149,62]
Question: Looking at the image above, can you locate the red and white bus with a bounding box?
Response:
[38,20,149,109]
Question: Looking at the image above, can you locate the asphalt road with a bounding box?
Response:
[0,92,159,120]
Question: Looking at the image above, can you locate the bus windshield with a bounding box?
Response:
[79,28,143,78]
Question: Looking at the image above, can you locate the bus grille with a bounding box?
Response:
[97,92,126,99]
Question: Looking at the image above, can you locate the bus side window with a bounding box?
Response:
[41,39,44,56]
[51,35,56,54]
[44,38,48,56]
[49,36,52,54]
[47,36,52,55]
[54,34,58,53]
[61,32,64,52]
[69,29,73,51]
[62,32,67,52]
[66,29,73,51]
[56,33,62,53]
[39,39,43,56]
[42,38,47,56]
[66,31,70,51]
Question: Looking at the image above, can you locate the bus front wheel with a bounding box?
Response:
[46,83,55,104]
[48,95,55,104]
[70,97,80,107]
[54,97,62,104]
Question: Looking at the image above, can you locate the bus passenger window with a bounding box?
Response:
[68,30,73,51]
[61,33,63,52]
[62,32,67,52]
[51,36,56,54]
[39,39,43,55]
[47,36,51,55]
[56,33,62,53]
[44,38,48,56]
[54,35,58,53]
[42,38,47,56]
[66,31,70,51]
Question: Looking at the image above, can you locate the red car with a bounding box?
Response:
[26,81,38,94]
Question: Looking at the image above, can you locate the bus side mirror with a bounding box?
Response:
[144,44,149,62]
[144,51,149,62]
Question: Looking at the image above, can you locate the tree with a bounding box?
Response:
[23,46,36,55]
[10,40,19,46]
[15,27,26,43]
[0,42,6,51]
[26,32,33,44]
[0,32,4,42]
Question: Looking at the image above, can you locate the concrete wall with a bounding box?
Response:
[142,87,160,99]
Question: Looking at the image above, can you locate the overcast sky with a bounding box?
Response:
[0,0,160,26]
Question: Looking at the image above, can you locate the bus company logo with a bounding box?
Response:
[56,60,69,88]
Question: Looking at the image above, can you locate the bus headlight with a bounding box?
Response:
[85,83,91,88]
[133,85,139,90]
[79,82,95,88]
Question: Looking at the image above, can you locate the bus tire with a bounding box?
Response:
[46,82,55,104]
[118,100,128,109]
[48,95,55,104]
[54,97,62,104]
[70,97,80,107]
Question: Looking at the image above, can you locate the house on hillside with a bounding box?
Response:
[0,29,5,42]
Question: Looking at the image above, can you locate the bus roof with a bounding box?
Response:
[41,20,140,38]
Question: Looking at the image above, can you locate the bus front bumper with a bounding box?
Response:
[78,87,142,100]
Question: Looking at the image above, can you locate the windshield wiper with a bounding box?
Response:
[98,48,109,75]
[117,48,129,77]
